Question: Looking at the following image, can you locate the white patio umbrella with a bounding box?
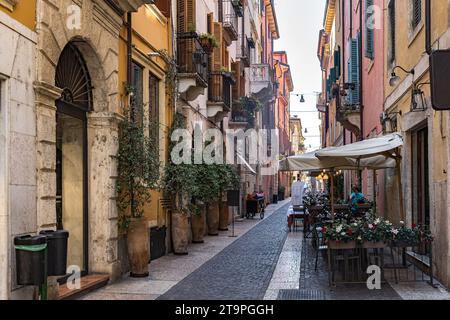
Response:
[279,148,397,219]
[315,133,404,219]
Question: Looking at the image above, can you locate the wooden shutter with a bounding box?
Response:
[334,47,341,78]
[348,36,360,105]
[212,22,223,71]
[365,0,374,59]
[412,0,421,29]
[177,0,195,33]
[154,0,171,18]
[388,0,396,64]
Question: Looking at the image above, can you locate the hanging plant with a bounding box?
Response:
[198,33,219,53]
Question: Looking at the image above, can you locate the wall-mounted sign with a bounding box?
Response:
[430,50,450,110]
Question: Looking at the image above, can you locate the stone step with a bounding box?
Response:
[58,274,109,300]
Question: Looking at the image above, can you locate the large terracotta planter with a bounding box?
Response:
[206,202,220,236]
[191,206,206,243]
[219,201,229,231]
[171,212,189,255]
[127,217,150,277]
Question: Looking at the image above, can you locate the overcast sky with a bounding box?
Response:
[273,0,325,151]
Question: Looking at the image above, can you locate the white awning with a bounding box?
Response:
[315,133,403,159]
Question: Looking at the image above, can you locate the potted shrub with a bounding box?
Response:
[117,105,160,277]
[162,113,198,254]
[190,200,206,244]
[218,165,240,231]
[198,33,218,54]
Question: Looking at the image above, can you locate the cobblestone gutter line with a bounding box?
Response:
[158,203,291,300]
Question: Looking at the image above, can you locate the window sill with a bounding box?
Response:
[0,0,18,11]
[408,22,424,48]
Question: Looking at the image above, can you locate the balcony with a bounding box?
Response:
[337,103,361,139]
[236,35,250,67]
[207,72,235,122]
[229,97,259,130]
[250,64,275,102]
[107,0,155,13]
[177,33,209,101]
[223,0,239,43]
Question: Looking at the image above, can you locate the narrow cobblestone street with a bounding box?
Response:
[82,199,450,300]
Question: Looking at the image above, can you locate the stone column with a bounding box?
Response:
[87,111,122,280]
[34,81,61,231]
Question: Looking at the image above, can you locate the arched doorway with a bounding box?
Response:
[55,42,93,274]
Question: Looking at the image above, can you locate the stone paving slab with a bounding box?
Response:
[157,203,291,300]
[80,199,292,300]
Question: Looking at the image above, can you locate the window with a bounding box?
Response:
[149,74,159,145]
[131,61,144,127]
[411,0,422,30]
[388,0,396,65]
[365,0,374,59]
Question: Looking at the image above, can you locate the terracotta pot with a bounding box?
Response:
[127,217,150,277]
[171,212,189,255]
[362,241,386,249]
[206,202,220,236]
[328,240,357,250]
[219,201,229,231]
[191,207,206,243]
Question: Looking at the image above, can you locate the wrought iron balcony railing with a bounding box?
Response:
[236,34,250,67]
[223,0,239,41]
[177,33,209,85]
[209,72,233,110]
[250,64,274,95]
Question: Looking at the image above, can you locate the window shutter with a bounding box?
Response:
[334,48,341,78]
[412,0,421,29]
[231,61,240,100]
[389,0,396,64]
[212,22,223,71]
[348,36,360,105]
[365,0,374,59]
[177,0,196,33]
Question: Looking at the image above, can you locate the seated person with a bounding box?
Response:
[350,185,367,215]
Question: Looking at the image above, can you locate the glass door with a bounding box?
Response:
[56,102,88,273]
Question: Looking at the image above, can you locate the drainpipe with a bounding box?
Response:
[425,0,432,55]
[359,0,364,141]
[342,0,346,145]
[127,12,134,122]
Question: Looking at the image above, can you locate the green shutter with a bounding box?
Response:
[348,36,360,105]
[365,0,374,59]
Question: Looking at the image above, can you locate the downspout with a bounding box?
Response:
[359,0,364,141]
[127,12,134,122]
[425,0,432,55]
[342,0,346,146]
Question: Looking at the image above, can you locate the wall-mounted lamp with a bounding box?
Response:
[411,82,431,112]
[148,52,161,58]
[389,66,415,87]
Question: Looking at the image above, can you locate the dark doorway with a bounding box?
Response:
[55,43,92,274]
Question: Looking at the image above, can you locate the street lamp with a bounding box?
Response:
[389,66,415,87]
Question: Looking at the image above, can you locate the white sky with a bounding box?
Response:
[273,0,325,151]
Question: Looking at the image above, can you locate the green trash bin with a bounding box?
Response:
[14,235,47,286]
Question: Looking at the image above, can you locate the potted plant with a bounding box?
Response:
[360,217,391,249]
[217,165,240,231]
[278,186,286,201]
[162,113,198,254]
[117,105,160,277]
[189,200,206,244]
[324,222,358,249]
[198,33,219,54]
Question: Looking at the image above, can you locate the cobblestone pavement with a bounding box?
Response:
[158,203,291,300]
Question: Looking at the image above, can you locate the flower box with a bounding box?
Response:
[362,241,386,249]
[328,240,357,250]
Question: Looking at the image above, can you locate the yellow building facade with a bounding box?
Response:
[383,0,450,288]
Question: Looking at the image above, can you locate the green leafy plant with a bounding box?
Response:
[198,33,219,48]
[116,101,160,230]
[161,113,198,216]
